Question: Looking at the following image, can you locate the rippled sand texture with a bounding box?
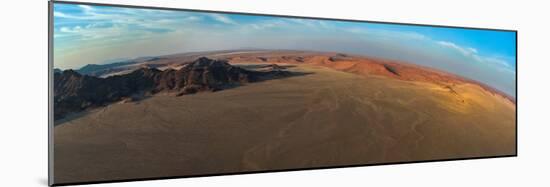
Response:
[54,57,515,184]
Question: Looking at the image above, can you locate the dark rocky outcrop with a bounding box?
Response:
[383,64,400,76]
[328,53,352,62]
[261,64,286,70]
[257,57,268,62]
[54,57,292,120]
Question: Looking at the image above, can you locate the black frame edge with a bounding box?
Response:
[48,0,55,186]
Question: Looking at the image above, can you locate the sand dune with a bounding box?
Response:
[222,51,514,103]
[54,51,515,184]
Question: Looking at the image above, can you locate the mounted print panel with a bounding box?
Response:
[50,1,517,186]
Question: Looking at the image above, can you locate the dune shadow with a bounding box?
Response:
[209,70,314,91]
[54,95,153,127]
[235,64,298,70]
[256,70,314,81]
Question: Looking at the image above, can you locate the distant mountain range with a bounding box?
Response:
[54,57,292,120]
[73,57,164,77]
[77,61,137,75]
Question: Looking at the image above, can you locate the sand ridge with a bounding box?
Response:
[54,60,515,183]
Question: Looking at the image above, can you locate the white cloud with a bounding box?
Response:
[60,26,82,33]
[437,41,478,56]
[209,14,237,24]
[244,19,288,30]
[250,23,275,30]
[287,19,333,30]
[78,5,94,12]
[53,10,106,20]
[184,16,202,22]
[288,19,316,27]
[53,11,88,19]
[437,40,512,70]
[467,47,478,53]
[54,4,206,43]
[346,27,427,41]
[53,11,68,18]
[484,57,511,68]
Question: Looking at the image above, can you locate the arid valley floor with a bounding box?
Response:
[53,50,516,183]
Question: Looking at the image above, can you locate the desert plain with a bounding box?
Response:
[53,50,516,183]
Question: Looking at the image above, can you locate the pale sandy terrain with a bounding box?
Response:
[54,60,515,183]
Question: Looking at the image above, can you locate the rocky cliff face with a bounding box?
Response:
[54,57,290,119]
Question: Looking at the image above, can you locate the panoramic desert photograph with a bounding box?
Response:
[52,3,516,184]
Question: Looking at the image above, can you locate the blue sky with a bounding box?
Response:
[53,3,516,97]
